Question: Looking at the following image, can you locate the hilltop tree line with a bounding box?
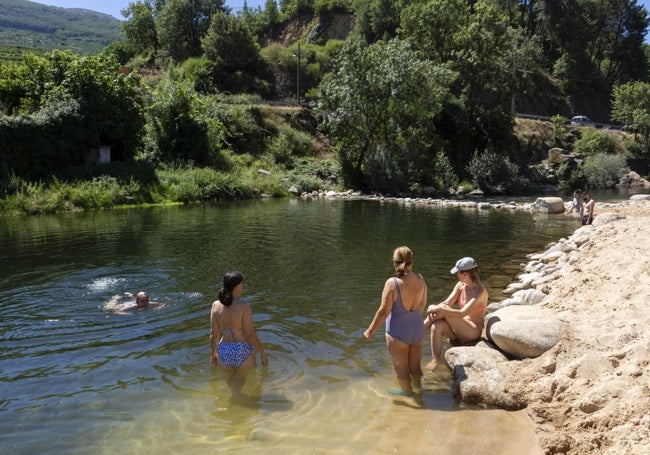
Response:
[0,0,121,55]
[1,0,650,197]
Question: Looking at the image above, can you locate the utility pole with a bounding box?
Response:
[511,49,516,116]
[296,42,301,106]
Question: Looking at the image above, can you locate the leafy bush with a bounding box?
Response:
[0,51,145,181]
[466,149,528,194]
[156,166,259,202]
[266,124,314,167]
[0,179,65,215]
[582,153,629,188]
[366,145,406,193]
[623,138,644,157]
[287,158,341,192]
[0,98,83,181]
[556,160,586,191]
[143,78,215,166]
[573,128,622,156]
[551,114,568,146]
[288,174,327,193]
[432,150,459,191]
[267,132,293,167]
[67,176,141,209]
[211,103,268,156]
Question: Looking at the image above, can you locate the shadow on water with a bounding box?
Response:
[0,198,573,453]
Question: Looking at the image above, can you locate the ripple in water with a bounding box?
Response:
[0,200,574,453]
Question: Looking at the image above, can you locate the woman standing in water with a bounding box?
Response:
[210,271,268,371]
[424,257,488,371]
[364,246,427,396]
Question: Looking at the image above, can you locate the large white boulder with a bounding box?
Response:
[534,197,565,214]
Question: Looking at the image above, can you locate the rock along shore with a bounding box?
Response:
[305,189,650,454]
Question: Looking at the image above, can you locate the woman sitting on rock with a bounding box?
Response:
[424,257,488,371]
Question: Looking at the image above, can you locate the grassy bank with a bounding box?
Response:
[0,159,341,216]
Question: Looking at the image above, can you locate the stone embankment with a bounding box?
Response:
[301,189,550,212]
[304,189,650,412]
[445,194,650,410]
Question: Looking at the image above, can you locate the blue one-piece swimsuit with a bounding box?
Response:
[386,277,425,345]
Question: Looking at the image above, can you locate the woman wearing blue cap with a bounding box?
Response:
[423,257,488,371]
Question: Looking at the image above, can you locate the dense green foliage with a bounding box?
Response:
[317,38,455,191]
[0,51,145,180]
[573,129,624,157]
[0,162,298,215]
[1,0,649,215]
[466,149,527,194]
[582,153,630,188]
[0,0,121,57]
[611,81,650,153]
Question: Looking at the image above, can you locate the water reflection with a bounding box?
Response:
[0,198,576,453]
[210,368,268,443]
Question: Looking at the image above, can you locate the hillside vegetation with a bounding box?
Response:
[0,0,121,58]
[1,0,649,216]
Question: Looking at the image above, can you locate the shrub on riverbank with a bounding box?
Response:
[0,158,340,215]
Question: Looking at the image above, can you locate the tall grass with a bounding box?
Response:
[0,161,337,215]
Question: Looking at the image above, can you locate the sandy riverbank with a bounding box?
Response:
[315,192,649,453]
[496,198,650,454]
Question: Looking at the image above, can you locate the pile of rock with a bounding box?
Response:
[443,196,638,409]
[617,171,650,189]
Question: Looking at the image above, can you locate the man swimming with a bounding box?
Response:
[111,291,164,314]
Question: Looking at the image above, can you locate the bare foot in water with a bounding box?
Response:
[411,375,422,393]
[424,359,437,371]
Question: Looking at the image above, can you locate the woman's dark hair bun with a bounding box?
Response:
[218,271,244,307]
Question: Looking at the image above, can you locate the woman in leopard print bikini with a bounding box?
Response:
[210,271,268,370]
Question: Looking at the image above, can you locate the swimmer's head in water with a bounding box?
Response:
[135,292,149,308]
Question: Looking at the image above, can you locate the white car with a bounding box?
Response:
[570,116,594,127]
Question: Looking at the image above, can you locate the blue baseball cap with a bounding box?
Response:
[450,257,477,274]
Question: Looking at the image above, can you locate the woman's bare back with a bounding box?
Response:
[212,299,250,343]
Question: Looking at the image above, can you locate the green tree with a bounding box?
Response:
[0,51,145,164]
[453,1,517,138]
[279,0,314,18]
[122,0,159,56]
[582,153,629,188]
[399,0,470,64]
[466,149,527,194]
[539,0,648,90]
[354,0,402,43]
[264,0,281,25]
[594,0,649,84]
[316,38,455,191]
[0,99,83,181]
[573,128,622,156]
[200,11,271,94]
[142,77,226,166]
[611,81,650,154]
[156,0,226,63]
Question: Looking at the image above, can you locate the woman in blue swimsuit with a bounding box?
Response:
[210,271,268,371]
[364,246,428,396]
